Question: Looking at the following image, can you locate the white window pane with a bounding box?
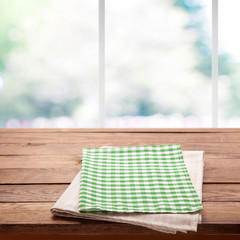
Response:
[106,0,211,128]
[219,0,240,127]
[0,0,98,128]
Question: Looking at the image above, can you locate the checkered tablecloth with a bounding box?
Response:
[79,144,203,213]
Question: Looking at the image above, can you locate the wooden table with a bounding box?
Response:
[0,129,240,236]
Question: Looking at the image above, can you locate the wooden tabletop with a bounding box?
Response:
[0,129,240,235]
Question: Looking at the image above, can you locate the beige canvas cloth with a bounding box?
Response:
[51,151,204,234]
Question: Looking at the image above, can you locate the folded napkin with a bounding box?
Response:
[79,144,203,213]
[51,150,204,234]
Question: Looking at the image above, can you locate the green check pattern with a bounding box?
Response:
[79,144,203,213]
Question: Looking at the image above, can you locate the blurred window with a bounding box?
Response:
[105,0,211,127]
[0,0,98,127]
[1,0,238,128]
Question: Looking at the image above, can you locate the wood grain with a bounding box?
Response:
[1,184,240,203]
[1,158,240,183]
[202,202,240,223]
[0,129,240,235]
[203,159,240,183]
[1,132,240,144]
[202,184,240,202]
[0,225,240,235]
[0,155,82,168]
[0,168,80,184]
[0,202,239,225]
[1,155,239,169]
[0,184,68,202]
[203,153,240,159]
[0,128,240,133]
[1,142,240,155]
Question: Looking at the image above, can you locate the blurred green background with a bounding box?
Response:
[0,0,239,127]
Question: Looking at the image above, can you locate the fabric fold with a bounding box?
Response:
[51,150,204,234]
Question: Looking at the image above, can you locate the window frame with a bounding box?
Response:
[212,0,218,127]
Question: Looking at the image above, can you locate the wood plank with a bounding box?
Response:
[1,142,240,155]
[202,202,240,223]
[0,202,239,225]
[0,185,68,202]
[0,202,80,224]
[0,132,114,144]
[0,224,240,236]
[0,143,95,155]
[0,159,240,183]
[204,159,240,183]
[1,184,240,203]
[202,184,240,202]
[203,153,240,159]
[0,128,240,133]
[0,155,81,168]
[0,168,80,184]
[1,132,240,144]
[0,155,239,169]
[179,143,240,154]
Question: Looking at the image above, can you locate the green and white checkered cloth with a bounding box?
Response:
[79,144,203,213]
